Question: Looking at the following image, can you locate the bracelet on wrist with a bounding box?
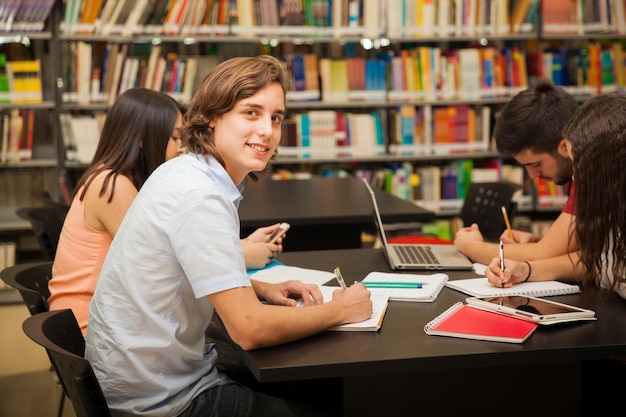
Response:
[522,261,531,282]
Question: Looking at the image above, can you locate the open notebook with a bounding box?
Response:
[362,178,473,270]
[445,277,581,298]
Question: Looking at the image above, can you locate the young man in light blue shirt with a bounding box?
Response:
[86,55,372,417]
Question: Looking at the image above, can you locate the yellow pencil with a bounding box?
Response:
[501,206,515,241]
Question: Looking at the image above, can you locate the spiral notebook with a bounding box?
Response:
[445,278,580,298]
[424,302,538,343]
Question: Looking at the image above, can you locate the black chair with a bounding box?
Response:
[0,260,69,417]
[16,204,69,261]
[389,181,522,244]
[459,181,522,241]
[22,309,112,417]
[0,261,52,315]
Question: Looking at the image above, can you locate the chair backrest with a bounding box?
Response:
[0,261,52,315]
[459,182,521,241]
[16,204,69,261]
[22,309,112,417]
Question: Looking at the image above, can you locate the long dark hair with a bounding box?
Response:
[75,88,181,202]
[563,93,626,291]
[181,55,291,181]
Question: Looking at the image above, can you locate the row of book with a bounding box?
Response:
[60,0,376,36]
[349,161,526,212]
[57,106,486,165]
[0,109,39,164]
[59,112,106,163]
[20,0,626,39]
[61,42,219,105]
[526,41,626,96]
[49,40,626,108]
[59,43,530,107]
[388,105,492,153]
[288,46,530,105]
[542,0,626,35]
[0,56,44,104]
[0,0,56,32]
[58,0,542,37]
[386,0,540,38]
[387,46,528,103]
[279,110,386,158]
[534,177,569,208]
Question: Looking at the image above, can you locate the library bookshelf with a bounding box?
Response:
[1,0,623,259]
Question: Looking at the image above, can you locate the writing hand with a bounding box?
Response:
[485,257,527,288]
[330,284,372,324]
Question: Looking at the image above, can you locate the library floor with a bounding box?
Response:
[0,370,76,417]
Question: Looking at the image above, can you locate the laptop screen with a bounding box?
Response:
[361,178,391,249]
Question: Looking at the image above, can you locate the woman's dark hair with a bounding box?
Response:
[75,88,181,202]
[494,79,579,157]
[563,93,626,292]
[181,55,291,181]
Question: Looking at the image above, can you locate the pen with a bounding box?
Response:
[361,281,426,286]
[334,267,347,289]
[499,239,505,271]
[501,206,515,241]
[363,283,423,289]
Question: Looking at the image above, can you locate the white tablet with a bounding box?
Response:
[466,295,596,326]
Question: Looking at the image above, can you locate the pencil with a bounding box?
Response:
[501,206,515,241]
[364,284,423,289]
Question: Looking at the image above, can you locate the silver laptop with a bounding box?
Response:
[362,178,473,271]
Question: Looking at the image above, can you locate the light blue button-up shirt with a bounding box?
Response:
[86,153,251,417]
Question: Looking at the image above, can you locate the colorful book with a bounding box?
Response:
[6,60,43,103]
[510,0,532,33]
[424,302,538,343]
[0,54,10,104]
[290,53,306,92]
[7,109,22,162]
[19,108,34,160]
[541,0,578,35]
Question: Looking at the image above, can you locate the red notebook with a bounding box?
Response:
[424,302,538,343]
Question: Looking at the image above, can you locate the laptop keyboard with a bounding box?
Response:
[396,245,440,265]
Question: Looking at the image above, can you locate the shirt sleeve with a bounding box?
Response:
[562,181,576,215]
[166,186,250,299]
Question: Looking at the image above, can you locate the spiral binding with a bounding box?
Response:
[424,302,464,333]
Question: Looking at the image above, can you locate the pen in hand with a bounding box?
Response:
[501,206,516,242]
[499,240,505,288]
[334,267,348,289]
